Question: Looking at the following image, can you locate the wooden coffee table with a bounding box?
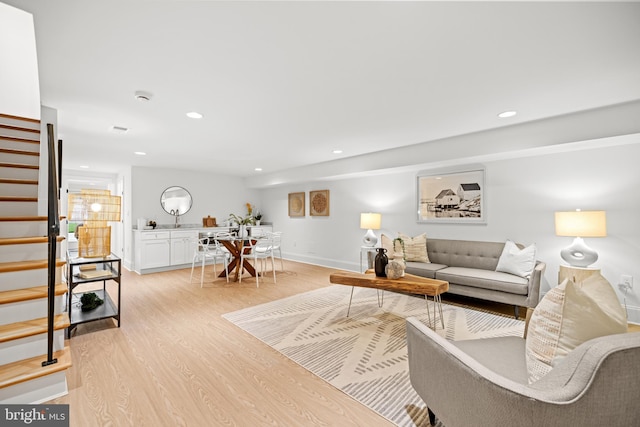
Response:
[329,269,449,329]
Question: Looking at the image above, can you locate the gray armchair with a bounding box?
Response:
[406,317,640,427]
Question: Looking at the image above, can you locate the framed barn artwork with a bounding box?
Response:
[417,166,485,224]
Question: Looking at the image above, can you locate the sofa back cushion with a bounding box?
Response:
[427,239,506,270]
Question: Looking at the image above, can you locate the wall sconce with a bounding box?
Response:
[68,189,121,258]
[360,212,382,247]
[555,210,606,267]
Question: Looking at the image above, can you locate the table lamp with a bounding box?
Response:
[360,212,382,247]
[555,210,606,267]
[68,189,122,257]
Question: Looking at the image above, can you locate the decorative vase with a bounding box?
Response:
[374,248,388,277]
[255,220,261,226]
[239,225,247,238]
[385,258,406,280]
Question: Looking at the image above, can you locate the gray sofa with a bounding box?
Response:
[400,238,545,318]
[406,317,640,427]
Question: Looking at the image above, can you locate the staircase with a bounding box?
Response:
[0,113,71,403]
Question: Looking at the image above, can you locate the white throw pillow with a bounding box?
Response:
[525,275,627,383]
[495,240,537,278]
[398,233,429,263]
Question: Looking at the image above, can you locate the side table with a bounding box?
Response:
[558,265,601,285]
[67,252,121,337]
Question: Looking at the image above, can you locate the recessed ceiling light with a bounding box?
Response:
[134,151,147,156]
[80,165,89,169]
[111,125,129,133]
[134,90,153,102]
[498,111,517,118]
[186,111,203,119]
[254,167,263,172]
[332,149,343,154]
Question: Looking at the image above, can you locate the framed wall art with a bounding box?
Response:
[309,190,330,216]
[417,166,485,224]
[288,192,305,217]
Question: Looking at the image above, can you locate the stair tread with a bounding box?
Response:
[0,114,40,124]
[0,314,69,344]
[0,162,39,170]
[0,124,40,134]
[0,196,38,202]
[0,178,39,185]
[0,346,71,389]
[0,236,65,246]
[0,283,66,305]
[0,148,39,156]
[0,216,60,222]
[0,135,40,144]
[0,259,66,273]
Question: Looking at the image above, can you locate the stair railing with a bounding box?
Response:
[43,123,60,366]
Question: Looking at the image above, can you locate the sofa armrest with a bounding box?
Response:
[525,261,546,308]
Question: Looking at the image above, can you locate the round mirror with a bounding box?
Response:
[160,186,192,216]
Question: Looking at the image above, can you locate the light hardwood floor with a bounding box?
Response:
[52,261,398,427]
[50,260,639,426]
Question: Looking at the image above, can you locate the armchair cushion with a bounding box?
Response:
[525,274,627,383]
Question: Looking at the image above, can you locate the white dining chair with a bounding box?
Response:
[239,235,276,287]
[267,231,284,271]
[190,236,229,287]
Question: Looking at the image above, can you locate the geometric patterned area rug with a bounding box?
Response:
[222,285,524,427]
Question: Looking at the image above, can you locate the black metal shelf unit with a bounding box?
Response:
[67,252,121,337]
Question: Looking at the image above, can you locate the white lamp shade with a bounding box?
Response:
[360,212,382,230]
[555,210,606,237]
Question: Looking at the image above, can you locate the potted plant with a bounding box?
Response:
[228,213,253,237]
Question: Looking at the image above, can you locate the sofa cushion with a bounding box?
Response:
[525,275,627,384]
[435,267,529,295]
[399,232,430,263]
[496,240,537,278]
[427,238,505,270]
[381,233,404,259]
[405,261,448,279]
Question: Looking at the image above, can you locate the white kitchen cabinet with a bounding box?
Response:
[134,231,170,273]
[134,227,233,274]
[170,230,198,266]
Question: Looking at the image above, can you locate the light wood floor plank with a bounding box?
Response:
[52,260,637,426]
[52,261,396,426]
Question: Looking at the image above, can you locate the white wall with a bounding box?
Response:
[0,2,40,119]
[257,136,640,322]
[126,166,260,268]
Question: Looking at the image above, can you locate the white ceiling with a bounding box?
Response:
[5,1,640,178]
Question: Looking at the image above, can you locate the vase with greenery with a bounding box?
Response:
[228,213,253,237]
[393,237,406,261]
[254,210,262,225]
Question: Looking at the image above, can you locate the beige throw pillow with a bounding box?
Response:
[525,275,627,383]
[380,233,404,259]
[398,233,430,263]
